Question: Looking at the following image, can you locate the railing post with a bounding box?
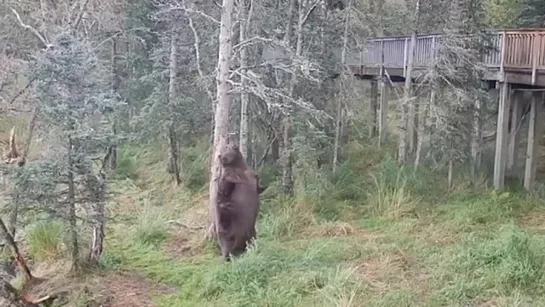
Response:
[380,39,384,68]
[403,37,408,77]
[499,31,506,82]
[532,33,539,85]
[359,47,363,65]
[431,35,436,59]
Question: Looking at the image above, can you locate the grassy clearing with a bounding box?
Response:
[97,142,545,307]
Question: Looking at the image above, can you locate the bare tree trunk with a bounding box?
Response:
[206,0,235,240]
[23,108,37,159]
[332,91,343,172]
[271,125,280,162]
[414,93,429,169]
[67,136,79,272]
[398,0,420,164]
[333,0,351,173]
[0,218,32,282]
[471,98,482,175]
[167,33,182,185]
[409,98,419,153]
[107,36,119,170]
[448,159,454,189]
[281,117,294,196]
[280,0,299,196]
[284,0,296,47]
[8,197,19,240]
[87,201,104,266]
[238,0,251,162]
[87,174,105,266]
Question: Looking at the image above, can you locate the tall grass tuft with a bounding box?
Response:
[368,165,416,218]
[133,205,170,247]
[27,221,64,261]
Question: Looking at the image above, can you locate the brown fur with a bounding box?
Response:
[216,142,262,260]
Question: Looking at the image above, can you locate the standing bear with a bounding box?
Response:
[216,141,265,260]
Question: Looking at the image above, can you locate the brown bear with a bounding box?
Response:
[216,142,264,260]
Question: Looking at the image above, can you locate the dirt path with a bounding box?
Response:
[97,271,173,307]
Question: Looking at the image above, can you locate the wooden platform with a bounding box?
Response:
[349,29,545,87]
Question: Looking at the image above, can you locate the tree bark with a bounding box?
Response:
[448,159,454,189]
[333,0,351,173]
[238,0,251,162]
[414,92,430,169]
[108,36,119,170]
[86,174,105,266]
[332,91,343,173]
[471,98,482,175]
[167,32,182,185]
[398,0,420,164]
[67,136,79,272]
[87,201,105,266]
[206,0,235,240]
[281,0,307,196]
[23,109,37,160]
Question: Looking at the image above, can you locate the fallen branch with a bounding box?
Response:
[0,218,33,282]
[72,0,90,30]
[166,220,205,231]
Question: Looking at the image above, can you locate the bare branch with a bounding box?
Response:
[73,0,91,30]
[10,8,52,49]
[232,36,275,51]
[8,78,35,105]
[185,5,216,103]
[158,7,220,24]
[301,1,319,25]
[92,28,149,51]
[245,0,255,35]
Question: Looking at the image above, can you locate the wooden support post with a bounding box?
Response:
[493,82,511,189]
[524,93,543,190]
[507,90,522,176]
[378,77,389,146]
[428,90,436,139]
[369,81,378,137]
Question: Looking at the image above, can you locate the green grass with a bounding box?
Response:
[99,142,545,306]
[27,221,64,261]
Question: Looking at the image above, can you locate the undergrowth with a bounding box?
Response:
[17,138,545,306]
[98,141,545,306]
[27,221,64,261]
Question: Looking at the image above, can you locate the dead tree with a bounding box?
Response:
[206,0,236,240]
[4,128,25,167]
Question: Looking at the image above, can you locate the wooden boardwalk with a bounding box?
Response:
[261,28,545,190]
[350,29,545,86]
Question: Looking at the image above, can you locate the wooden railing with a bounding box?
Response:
[354,29,545,83]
